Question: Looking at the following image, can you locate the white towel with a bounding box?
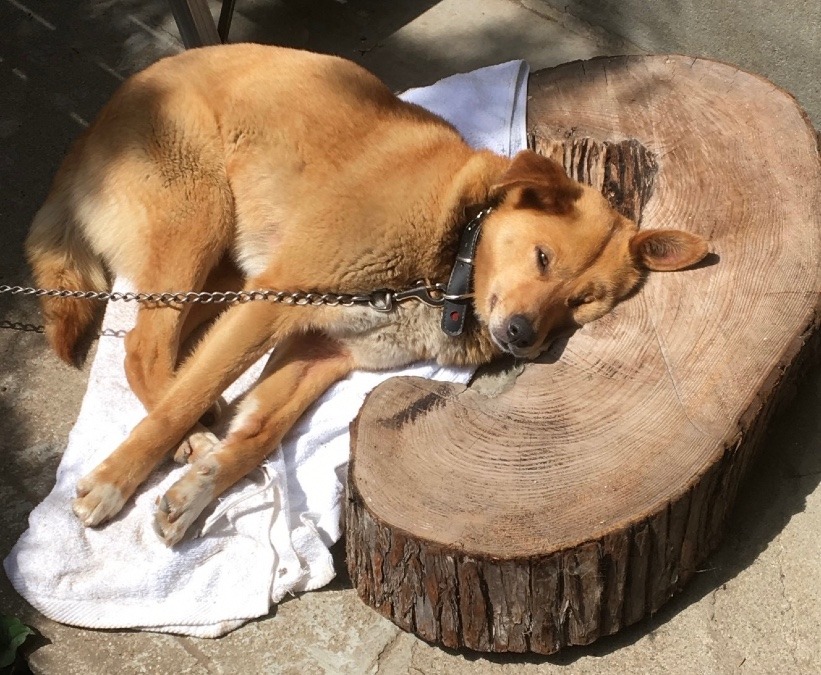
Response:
[4,60,530,637]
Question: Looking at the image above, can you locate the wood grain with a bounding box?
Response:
[347,55,821,654]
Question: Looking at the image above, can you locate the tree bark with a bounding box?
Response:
[346,55,821,654]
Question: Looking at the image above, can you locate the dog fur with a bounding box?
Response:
[25,44,708,545]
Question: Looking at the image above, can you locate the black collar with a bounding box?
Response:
[440,206,492,336]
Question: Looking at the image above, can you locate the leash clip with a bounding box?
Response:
[392,281,447,308]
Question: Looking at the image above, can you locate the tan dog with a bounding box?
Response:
[26,44,708,545]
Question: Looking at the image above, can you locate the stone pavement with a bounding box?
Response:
[1,0,818,673]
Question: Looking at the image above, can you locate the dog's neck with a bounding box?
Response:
[429,150,506,264]
[421,151,508,339]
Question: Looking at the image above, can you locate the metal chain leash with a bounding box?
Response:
[0,284,388,310]
[0,280,457,312]
[0,280,463,335]
[0,319,127,338]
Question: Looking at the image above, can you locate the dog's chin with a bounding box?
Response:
[490,334,543,360]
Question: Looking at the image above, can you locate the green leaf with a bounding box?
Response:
[0,615,33,669]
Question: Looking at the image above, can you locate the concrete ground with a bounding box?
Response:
[1,0,819,673]
[530,0,820,127]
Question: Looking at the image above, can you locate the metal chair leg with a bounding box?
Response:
[168,0,222,48]
[217,0,237,43]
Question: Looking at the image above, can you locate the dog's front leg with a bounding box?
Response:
[154,333,354,546]
[72,300,308,527]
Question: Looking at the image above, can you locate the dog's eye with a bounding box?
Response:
[536,247,549,274]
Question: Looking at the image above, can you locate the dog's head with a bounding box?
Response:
[473,150,709,358]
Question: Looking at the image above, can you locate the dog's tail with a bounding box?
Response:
[25,197,108,364]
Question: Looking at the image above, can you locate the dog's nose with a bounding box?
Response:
[506,315,536,349]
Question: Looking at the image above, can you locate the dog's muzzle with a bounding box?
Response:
[491,314,539,357]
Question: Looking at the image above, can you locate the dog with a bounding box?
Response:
[25,44,708,546]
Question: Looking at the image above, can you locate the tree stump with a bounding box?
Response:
[346,56,821,654]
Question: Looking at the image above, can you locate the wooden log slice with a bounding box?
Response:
[346,55,821,654]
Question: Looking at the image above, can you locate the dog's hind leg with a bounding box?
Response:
[122,203,234,412]
[125,304,194,411]
[154,332,354,545]
[72,299,314,527]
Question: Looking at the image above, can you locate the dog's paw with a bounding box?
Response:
[73,475,127,526]
[154,458,218,546]
[173,425,219,465]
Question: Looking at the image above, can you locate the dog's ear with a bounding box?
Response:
[491,150,582,215]
[630,229,709,271]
